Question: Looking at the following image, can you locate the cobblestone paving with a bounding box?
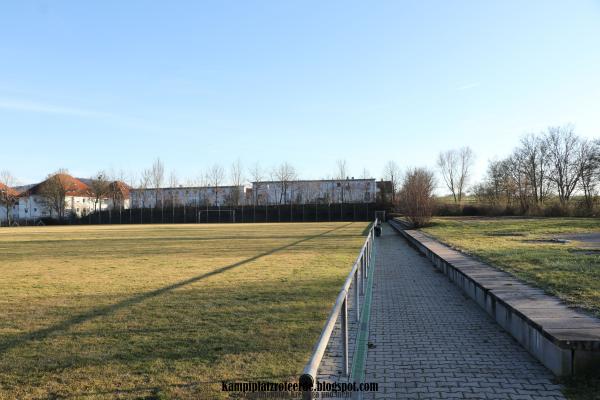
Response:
[361,224,565,400]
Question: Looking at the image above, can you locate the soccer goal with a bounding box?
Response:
[198,209,236,223]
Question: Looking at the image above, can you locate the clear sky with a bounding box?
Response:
[1,1,599,187]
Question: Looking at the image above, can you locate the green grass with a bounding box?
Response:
[0,222,368,399]
[420,217,600,400]
[420,217,600,317]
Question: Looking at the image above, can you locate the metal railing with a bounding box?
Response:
[299,219,377,392]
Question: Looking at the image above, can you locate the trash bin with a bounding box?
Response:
[374,225,382,237]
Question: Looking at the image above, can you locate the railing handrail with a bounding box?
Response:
[299,218,378,391]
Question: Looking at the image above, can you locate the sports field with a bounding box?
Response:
[0,222,368,399]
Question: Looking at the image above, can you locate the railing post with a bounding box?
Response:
[299,219,376,391]
[354,269,360,321]
[360,254,365,295]
[366,238,370,268]
[342,294,348,376]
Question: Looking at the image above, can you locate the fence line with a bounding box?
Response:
[299,219,377,396]
[15,203,382,225]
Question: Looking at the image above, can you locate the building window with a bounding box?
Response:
[34,208,37,212]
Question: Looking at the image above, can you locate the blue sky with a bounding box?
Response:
[1,1,599,187]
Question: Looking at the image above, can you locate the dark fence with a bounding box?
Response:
[76,203,384,225]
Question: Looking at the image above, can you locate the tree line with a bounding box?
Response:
[0,158,403,225]
[2,124,597,227]
[398,125,599,227]
[472,125,599,215]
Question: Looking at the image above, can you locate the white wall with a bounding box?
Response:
[16,195,109,220]
[131,186,248,208]
[253,179,377,205]
[106,197,130,210]
[0,204,16,223]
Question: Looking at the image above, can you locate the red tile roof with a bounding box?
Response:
[21,174,91,197]
[109,181,131,198]
[0,183,19,197]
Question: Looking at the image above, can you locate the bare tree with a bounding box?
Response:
[335,159,349,202]
[437,150,457,202]
[458,147,475,201]
[545,125,582,205]
[485,159,504,206]
[437,147,474,204]
[274,162,296,204]
[383,161,401,205]
[399,167,436,227]
[578,138,600,209]
[193,171,209,207]
[108,180,128,211]
[168,171,179,221]
[38,169,72,220]
[89,171,110,214]
[230,159,244,206]
[139,169,152,209]
[169,170,179,187]
[516,134,551,206]
[269,168,281,205]
[336,159,348,179]
[125,172,137,203]
[0,170,17,225]
[151,158,165,209]
[475,158,517,208]
[361,168,370,179]
[507,151,535,211]
[473,127,599,214]
[249,162,263,205]
[122,172,137,224]
[207,164,225,206]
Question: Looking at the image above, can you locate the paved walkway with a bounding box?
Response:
[360,224,565,399]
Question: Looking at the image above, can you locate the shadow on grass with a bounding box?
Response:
[0,223,353,357]
[19,281,340,373]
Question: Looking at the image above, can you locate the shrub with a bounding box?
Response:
[399,167,436,227]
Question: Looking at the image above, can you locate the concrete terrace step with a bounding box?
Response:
[388,219,600,376]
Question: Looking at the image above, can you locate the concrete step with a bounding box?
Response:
[388,219,600,376]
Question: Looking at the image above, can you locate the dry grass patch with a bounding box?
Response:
[0,222,368,399]
[421,217,600,316]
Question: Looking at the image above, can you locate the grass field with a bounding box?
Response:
[0,222,368,399]
[420,217,600,317]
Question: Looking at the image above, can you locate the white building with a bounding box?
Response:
[16,174,108,221]
[250,179,378,205]
[130,185,250,208]
[0,183,19,224]
[106,181,131,211]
